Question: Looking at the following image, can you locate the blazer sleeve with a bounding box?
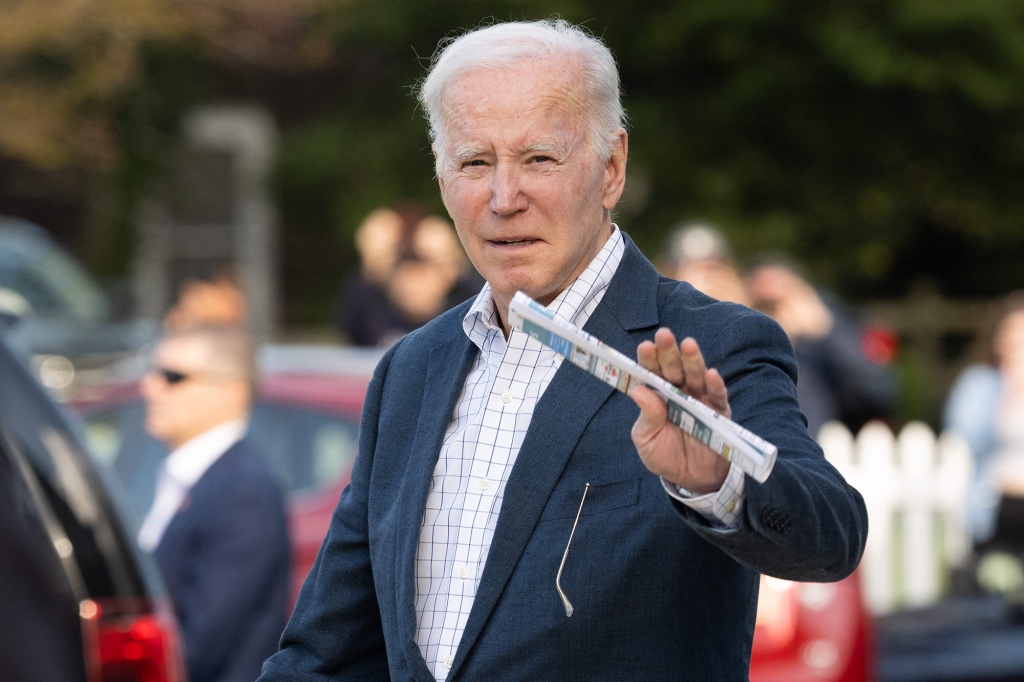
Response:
[258,344,399,681]
[669,306,869,582]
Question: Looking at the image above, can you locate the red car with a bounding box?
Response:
[750,573,874,682]
[74,344,873,680]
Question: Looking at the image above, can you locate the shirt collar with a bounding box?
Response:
[463,224,625,349]
[163,418,247,488]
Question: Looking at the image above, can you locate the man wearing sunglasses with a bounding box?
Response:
[137,324,290,682]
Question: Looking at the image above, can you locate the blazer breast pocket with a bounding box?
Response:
[538,477,642,522]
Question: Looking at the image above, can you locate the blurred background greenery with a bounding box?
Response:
[3,0,1024,423]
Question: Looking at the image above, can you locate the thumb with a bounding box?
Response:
[630,384,667,441]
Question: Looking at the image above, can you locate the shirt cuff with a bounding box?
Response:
[662,463,745,529]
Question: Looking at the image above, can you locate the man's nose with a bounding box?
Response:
[489,165,527,215]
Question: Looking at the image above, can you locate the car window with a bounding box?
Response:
[0,432,89,681]
[0,230,108,322]
[82,398,360,523]
[0,342,144,600]
[83,401,165,524]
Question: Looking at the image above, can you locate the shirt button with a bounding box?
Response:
[459,567,468,579]
[444,656,454,669]
[478,480,490,491]
[501,392,512,404]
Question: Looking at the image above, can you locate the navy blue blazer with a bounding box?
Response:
[156,438,290,682]
[261,235,868,681]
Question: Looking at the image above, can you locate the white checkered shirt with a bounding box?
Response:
[414,226,744,680]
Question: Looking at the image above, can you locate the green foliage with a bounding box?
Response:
[606,0,1024,295]
[261,0,1024,325]
[20,0,1022,322]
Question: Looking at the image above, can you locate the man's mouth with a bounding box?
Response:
[492,238,535,246]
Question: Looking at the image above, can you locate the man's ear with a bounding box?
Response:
[602,130,628,211]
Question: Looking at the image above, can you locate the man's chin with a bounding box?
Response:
[143,419,168,444]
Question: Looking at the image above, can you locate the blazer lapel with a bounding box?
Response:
[449,235,663,676]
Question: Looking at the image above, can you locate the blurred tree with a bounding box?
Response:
[4,0,1024,327]
[0,0,334,169]
[0,0,337,280]
[269,0,1024,323]
[607,0,1024,298]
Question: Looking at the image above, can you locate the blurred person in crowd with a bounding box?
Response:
[387,214,484,333]
[163,271,247,330]
[410,213,486,308]
[138,324,289,682]
[260,19,865,681]
[661,221,751,307]
[337,207,482,346]
[662,224,895,437]
[335,206,408,346]
[945,292,1024,550]
[745,256,897,437]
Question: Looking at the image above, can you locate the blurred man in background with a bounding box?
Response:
[946,292,1024,561]
[745,256,897,436]
[138,324,289,682]
[662,223,896,437]
[662,221,751,307]
[162,271,247,331]
[336,206,483,347]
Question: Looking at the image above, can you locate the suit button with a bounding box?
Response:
[761,507,790,533]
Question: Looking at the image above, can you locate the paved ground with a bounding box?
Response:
[877,595,1024,682]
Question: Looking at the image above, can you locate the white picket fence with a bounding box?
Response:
[818,420,974,615]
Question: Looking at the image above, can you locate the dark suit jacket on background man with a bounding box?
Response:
[155,438,289,682]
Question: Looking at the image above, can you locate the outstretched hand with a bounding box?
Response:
[630,328,731,494]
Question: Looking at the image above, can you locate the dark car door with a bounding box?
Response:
[0,314,183,682]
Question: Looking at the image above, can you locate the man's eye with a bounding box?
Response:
[531,155,553,163]
[464,159,486,167]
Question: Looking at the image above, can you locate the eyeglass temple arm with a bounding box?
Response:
[556,482,590,617]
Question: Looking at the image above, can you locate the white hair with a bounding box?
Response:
[416,19,626,174]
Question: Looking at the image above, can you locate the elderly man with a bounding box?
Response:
[260,19,867,681]
[139,324,289,682]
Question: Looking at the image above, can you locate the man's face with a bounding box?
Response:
[436,58,627,319]
[140,336,248,450]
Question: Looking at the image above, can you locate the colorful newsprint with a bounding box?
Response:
[508,291,778,483]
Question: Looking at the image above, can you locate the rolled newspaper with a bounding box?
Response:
[508,291,777,483]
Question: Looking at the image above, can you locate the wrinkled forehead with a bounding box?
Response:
[441,58,590,131]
